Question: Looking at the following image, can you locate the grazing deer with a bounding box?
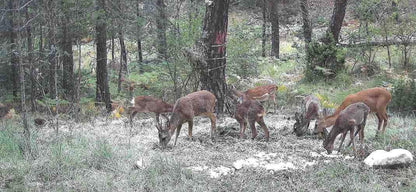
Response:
[156,90,216,148]
[294,95,321,136]
[235,99,269,141]
[231,84,277,113]
[315,87,391,137]
[128,96,173,125]
[323,102,370,155]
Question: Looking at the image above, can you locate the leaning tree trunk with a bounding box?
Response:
[96,0,112,112]
[200,0,230,113]
[300,0,312,50]
[9,0,18,99]
[327,0,347,43]
[156,0,168,60]
[268,0,279,58]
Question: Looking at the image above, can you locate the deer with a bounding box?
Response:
[230,84,277,113]
[128,96,173,126]
[323,102,370,155]
[156,90,216,148]
[235,98,269,141]
[315,87,391,138]
[293,95,321,136]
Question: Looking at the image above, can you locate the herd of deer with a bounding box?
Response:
[127,86,392,156]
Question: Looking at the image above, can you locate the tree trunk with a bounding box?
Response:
[327,0,347,43]
[156,0,168,60]
[268,0,279,58]
[137,0,143,73]
[96,0,112,112]
[300,0,312,50]
[20,4,30,156]
[47,0,57,99]
[111,35,115,67]
[61,17,74,101]
[200,0,230,113]
[261,0,267,57]
[117,31,127,93]
[75,42,82,122]
[8,0,18,99]
[26,5,36,112]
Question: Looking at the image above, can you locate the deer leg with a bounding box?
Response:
[207,112,216,141]
[130,110,138,128]
[239,120,246,139]
[155,113,160,125]
[258,118,269,142]
[249,120,258,140]
[381,111,388,134]
[349,127,356,156]
[375,113,383,137]
[338,132,347,154]
[188,120,194,140]
[174,124,183,146]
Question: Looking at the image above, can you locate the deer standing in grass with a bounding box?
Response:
[294,95,321,136]
[231,85,277,113]
[235,98,269,141]
[157,90,216,148]
[323,102,370,155]
[315,87,391,138]
[128,96,173,126]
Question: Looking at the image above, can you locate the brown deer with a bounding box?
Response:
[128,96,173,125]
[315,87,391,137]
[294,95,321,136]
[231,84,277,113]
[323,102,370,155]
[235,99,269,141]
[156,90,216,148]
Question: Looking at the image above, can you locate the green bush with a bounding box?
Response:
[391,78,416,112]
[305,34,346,81]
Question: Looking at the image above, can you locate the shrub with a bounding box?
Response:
[390,77,416,112]
[305,34,346,81]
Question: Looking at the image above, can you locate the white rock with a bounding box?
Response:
[189,165,209,172]
[233,160,245,170]
[209,166,232,178]
[364,149,414,168]
[264,162,296,171]
[134,158,144,169]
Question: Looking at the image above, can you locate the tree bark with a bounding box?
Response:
[61,17,74,101]
[268,0,279,58]
[96,0,112,112]
[8,0,18,99]
[300,0,312,50]
[200,0,230,113]
[261,0,267,57]
[136,0,143,73]
[117,31,127,93]
[156,0,168,60]
[26,3,36,112]
[47,0,57,99]
[327,0,347,43]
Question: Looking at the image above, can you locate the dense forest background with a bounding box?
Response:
[0,0,416,191]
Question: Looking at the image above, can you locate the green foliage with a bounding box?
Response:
[390,78,416,112]
[0,122,23,161]
[304,34,346,81]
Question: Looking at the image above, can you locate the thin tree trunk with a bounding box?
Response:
[75,42,81,122]
[200,0,230,113]
[61,17,74,101]
[156,0,168,60]
[9,0,18,99]
[20,4,30,156]
[26,5,36,112]
[268,0,279,58]
[261,0,266,57]
[136,0,143,73]
[300,0,312,50]
[47,0,57,99]
[96,0,112,112]
[111,35,115,68]
[117,31,127,94]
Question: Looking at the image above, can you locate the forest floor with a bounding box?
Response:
[4,110,412,191]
